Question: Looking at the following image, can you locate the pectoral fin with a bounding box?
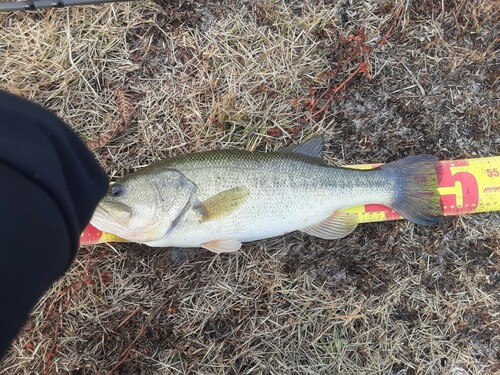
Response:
[201,239,242,253]
[302,211,359,239]
[195,186,250,222]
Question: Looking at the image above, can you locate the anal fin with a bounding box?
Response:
[201,239,242,253]
[302,211,359,239]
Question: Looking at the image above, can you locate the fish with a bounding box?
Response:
[90,137,443,253]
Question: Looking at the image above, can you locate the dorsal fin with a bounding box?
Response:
[280,136,324,159]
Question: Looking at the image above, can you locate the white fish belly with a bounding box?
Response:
[152,181,393,247]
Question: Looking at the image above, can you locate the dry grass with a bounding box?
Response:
[0,0,498,374]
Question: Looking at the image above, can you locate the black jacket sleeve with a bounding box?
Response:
[0,90,109,357]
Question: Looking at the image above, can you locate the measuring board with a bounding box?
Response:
[80,156,500,245]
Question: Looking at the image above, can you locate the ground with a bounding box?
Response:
[0,0,498,374]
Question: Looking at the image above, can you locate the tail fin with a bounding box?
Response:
[381,155,443,225]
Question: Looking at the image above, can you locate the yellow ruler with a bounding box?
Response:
[342,156,500,223]
[80,156,500,245]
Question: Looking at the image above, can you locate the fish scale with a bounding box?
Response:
[152,154,394,247]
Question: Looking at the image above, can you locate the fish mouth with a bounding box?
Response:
[90,202,166,243]
[90,201,132,232]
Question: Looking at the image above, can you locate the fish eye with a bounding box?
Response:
[110,184,124,197]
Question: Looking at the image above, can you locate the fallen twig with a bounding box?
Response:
[308,5,404,119]
[107,301,168,374]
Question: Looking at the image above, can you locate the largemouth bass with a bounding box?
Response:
[90,137,443,253]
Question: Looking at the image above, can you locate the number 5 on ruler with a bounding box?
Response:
[437,161,479,215]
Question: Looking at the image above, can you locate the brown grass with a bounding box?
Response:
[0,0,498,374]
